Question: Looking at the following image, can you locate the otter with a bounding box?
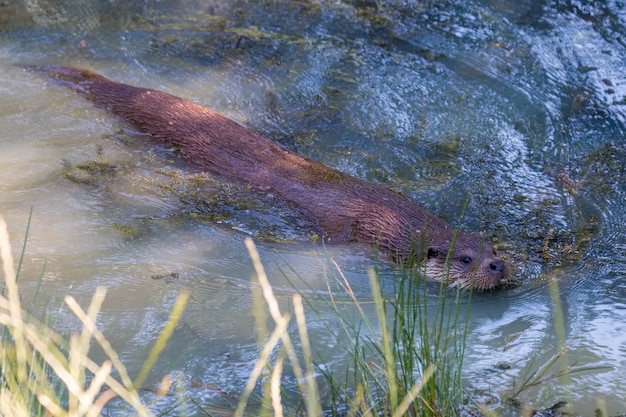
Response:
[31,65,509,291]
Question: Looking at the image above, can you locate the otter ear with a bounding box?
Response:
[427,247,440,259]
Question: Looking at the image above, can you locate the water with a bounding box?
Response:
[2,0,626,415]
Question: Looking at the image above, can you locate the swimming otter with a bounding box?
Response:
[32,65,509,291]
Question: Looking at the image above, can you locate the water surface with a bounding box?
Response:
[2,0,626,415]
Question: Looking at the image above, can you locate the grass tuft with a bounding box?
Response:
[239,237,469,416]
[0,215,187,417]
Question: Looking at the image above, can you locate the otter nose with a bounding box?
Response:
[489,260,505,275]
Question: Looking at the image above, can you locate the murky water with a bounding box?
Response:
[2,0,626,415]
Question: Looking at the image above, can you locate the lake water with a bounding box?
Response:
[2,0,626,415]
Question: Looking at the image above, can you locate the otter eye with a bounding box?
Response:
[427,248,440,259]
[460,256,472,265]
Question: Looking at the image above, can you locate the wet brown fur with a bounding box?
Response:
[32,65,509,290]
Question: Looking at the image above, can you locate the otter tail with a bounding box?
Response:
[23,65,269,177]
[22,65,152,117]
[23,65,110,97]
[24,65,200,142]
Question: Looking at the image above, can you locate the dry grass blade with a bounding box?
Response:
[134,290,189,390]
[0,217,27,381]
[293,294,321,416]
[271,352,286,417]
[234,311,291,417]
[391,364,436,417]
[368,268,397,411]
[68,289,107,413]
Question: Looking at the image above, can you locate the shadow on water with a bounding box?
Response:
[2,0,626,414]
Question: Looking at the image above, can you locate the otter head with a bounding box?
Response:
[423,233,509,291]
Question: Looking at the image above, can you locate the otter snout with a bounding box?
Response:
[489,259,506,274]
[481,257,510,290]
